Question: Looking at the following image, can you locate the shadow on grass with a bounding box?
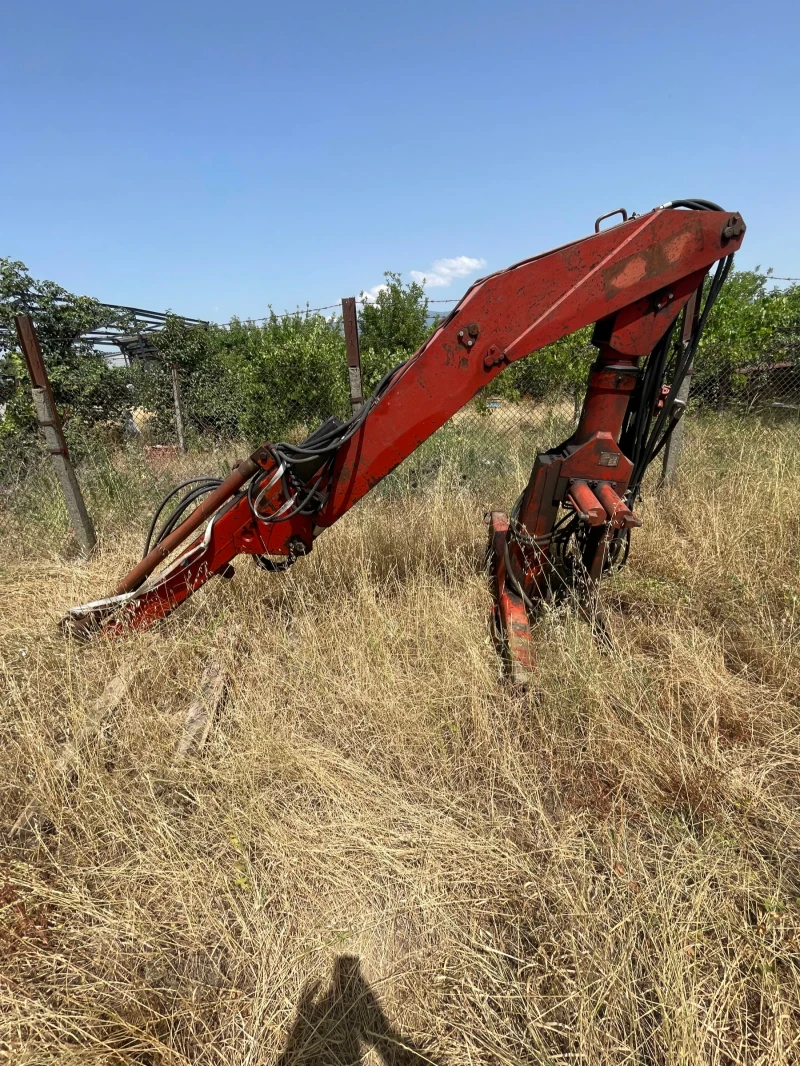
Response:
[276,954,442,1065]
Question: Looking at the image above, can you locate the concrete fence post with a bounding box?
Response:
[661,285,702,486]
[171,363,187,452]
[14,314,96,556]
[341,296,364,415]
[660,362,693,484]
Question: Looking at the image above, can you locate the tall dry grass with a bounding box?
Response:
[1,413,799,1064]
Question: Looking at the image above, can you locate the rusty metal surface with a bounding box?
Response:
[594,482,641,529]
[488,511,536,686]
[495,251,726,672]
[15,314,69,457]
[566,481,606,526]
[320,207,743,523]
[341,296,364,413]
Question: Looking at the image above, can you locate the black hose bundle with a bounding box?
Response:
[140,356,409,562]
[245,357,406,525]
[142,477,224,559]
[621,239,734,498]
[505,197,735,578]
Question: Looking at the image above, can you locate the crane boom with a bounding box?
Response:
[63,200,745,681]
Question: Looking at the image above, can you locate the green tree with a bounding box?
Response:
[358,273,431,393]
[0,258,131,462]
[201,312,349,442]
[696,270,799,365]
[692,269,800,405]
[127,310,352,445]
[128,315,221,441]
[506,326,595,412]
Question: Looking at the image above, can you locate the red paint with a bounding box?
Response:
[66,205,745,648]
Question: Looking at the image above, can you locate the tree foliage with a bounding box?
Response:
[128,315,219,441]
[127,312,351,445]
[2,254,799,477]
[358,272,430,357]
[507,327,596,404]
[358,273,432,393]
[0,258,131,458]
[209,313,349,440]
[693,269,800,396]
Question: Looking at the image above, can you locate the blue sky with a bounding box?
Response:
[2,1,798,322]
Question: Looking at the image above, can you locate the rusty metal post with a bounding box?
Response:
[341,297,364,415]
[171,363,186,452]
[14,314,96,557]
[661,287,702,485]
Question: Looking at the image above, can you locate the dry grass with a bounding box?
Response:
[1,414,799,1065]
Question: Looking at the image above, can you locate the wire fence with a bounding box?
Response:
[3,318,799,554]
[129,346,800,447]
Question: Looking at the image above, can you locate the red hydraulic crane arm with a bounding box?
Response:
[319,206,738,524]
[63,204,745,638]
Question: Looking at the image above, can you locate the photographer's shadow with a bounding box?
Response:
[276,954,442,1065]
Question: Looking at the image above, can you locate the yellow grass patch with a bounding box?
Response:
[1,415,799,1063]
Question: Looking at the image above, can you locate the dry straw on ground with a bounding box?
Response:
[1,415,799,1064]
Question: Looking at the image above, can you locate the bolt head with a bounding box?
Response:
[467,340,474,347]
[458,330,464,339]
[467,322,479,337]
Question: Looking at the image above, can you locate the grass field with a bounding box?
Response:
[2,413,799,1065]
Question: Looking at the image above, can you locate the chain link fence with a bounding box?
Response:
[122,339,800,459]
[3,315,799,553]
[689,358,800,414]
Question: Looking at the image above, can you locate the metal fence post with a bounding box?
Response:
[14,314,97,557]
[660,365,693,483]
[661,286,702,486]
[341,297,364,414]
[171,363,186,452]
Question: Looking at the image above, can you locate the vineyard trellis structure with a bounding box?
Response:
[81,302,209,365]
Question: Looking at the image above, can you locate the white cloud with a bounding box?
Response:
[359,255,486,304]
[410,255,487,289]
[359,283,389,304]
